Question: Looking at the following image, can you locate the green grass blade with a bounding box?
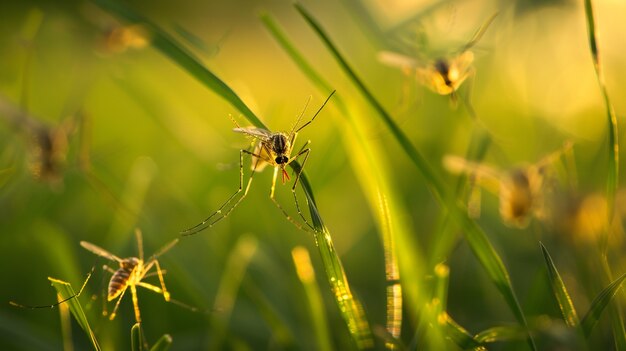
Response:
[292,4,535,349]
[540,242,580,327]
[474,325,527,344]
[292,246,333,351]
[583,0,619,226]
[48,277,101,351]
[581,272,626,337]
[92,0,267,130]
[443,314,484,350]
[290,161,374,349]
[131,323,144,351]
[149,334,173,351]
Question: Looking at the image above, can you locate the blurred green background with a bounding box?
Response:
[1,0,626,350]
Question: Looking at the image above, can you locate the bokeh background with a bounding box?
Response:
[1,0,626,350]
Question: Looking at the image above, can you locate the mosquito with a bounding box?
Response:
[181,90,336,236]
[378,13,497,104]
[79,229,185,322]
[443,142,573,228]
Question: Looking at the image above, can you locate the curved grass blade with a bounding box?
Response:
[92,1,373,348]
[583,0,619,228]
[92,0,267,130]
[443,314,484,350]
[540,243,580,327]
[474,325,527,344]
[293,3,535,350]
[149,334,173,351]
[48,278,100,351]
[581,272,626,337]
[131,323,144,351]
[291,161,374,349]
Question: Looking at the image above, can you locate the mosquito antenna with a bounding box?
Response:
[294,90,336,134]
[460,12,498,53]
[289,95,312,137]
[9,266,95,309]
[135,228,144,262]
[228,114,241,129]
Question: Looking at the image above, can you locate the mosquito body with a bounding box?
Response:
[79,230,177,322]
[181,91,336,236]
[443,142,573,228]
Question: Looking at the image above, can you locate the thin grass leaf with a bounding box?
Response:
[581,272,626,337]
[583,0,619,225]
[149,335,173,351]
[292,246,332,351]
[443,314,484,350]
[92,0,267,130]
[474,325,527,344]
[131,323,144,351]
[293,4,535,350]
[48,278,100,351]
[540,242,580,327]
[291,161,374,349]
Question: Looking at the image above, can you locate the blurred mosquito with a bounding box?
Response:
[443,142,573,228]
[378,13,497,106]
[181,90,335,236]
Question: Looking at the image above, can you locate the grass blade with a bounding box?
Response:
[474,325,527,344]
[581,272,626,337]
[443,314,484,350]
[583,0,619,226]
[293,3,535,350]
[292,246,333,351]
[48,278,100,351]
[149,334,173,351]
[93,1,373,348]
[540,242,580,327]
[92,0,267,130]
[291,161,374,349]
[131,323,144,351]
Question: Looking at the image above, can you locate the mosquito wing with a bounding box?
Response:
[377,50,420,70]
[233,127,272,141]
[80,241,123,262]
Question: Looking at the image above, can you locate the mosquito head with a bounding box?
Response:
[434,59,452,86]
[275,155,289,165]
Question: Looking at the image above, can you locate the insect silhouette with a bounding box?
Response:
[378,13,497,104]
[443,142,573,228]
[181,91,335,236]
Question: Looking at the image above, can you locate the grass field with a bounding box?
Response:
[1,0,626,350]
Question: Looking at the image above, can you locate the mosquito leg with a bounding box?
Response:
[9,267,94,309]
[291,148,316,231]
[268,166,313,233]
[108,287,128,321]
[180,149,261,236]
[154,260,170,301]
[135,228,144,262]
[130,284,141,323]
